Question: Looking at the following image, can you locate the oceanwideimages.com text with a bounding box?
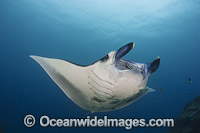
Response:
[24,115,174,130]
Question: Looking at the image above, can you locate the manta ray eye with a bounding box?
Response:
[100,54,109,62]
[125,62,133,69]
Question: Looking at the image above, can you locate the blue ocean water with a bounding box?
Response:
[0,0,200,132]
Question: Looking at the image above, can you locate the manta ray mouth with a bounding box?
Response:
[115,43,160,77]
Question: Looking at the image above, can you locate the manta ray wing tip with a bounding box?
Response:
[29,55,37,60]
[29,55,42,62]
[29,55,34,58]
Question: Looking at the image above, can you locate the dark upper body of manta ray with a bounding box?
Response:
[30,42,160,112]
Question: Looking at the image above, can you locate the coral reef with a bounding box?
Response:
[169,96,200,133]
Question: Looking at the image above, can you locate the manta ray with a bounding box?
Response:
[30,42,160,112]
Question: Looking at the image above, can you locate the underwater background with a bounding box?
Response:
[0,0,200,132]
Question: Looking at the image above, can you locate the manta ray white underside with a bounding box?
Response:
[30,42,160,112]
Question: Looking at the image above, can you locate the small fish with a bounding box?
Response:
[157,88,163,92]
[189,78,192,84]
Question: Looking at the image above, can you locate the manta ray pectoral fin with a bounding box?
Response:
[30,55,93,110]
[132,86,155,102]
[125,86,155,105]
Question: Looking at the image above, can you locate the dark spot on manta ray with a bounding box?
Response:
[141,71,144,75]
[92,97,105,103]
[111,107,116,110]
[126,97,134,103]
[109,100,120,104]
